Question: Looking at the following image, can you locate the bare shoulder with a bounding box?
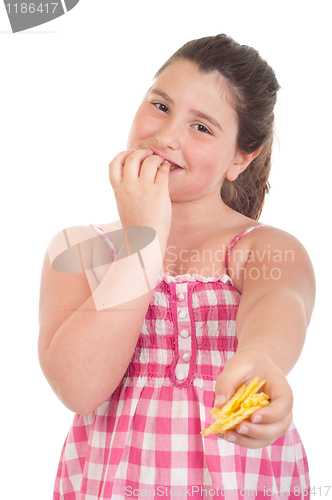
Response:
[39,221,123,355]
[251,225,316,285]
[228,223,315,298]
[89,220,126,283]
[89,220,125,255]
[46,220,124,264]
[241,225,315,310]
[46,224,96,272]
[229,223,312,259]
[39,224,98,359]
[248,225,313,261]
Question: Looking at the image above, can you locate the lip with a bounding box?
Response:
[148,146,183,168]
[169,167,183,176]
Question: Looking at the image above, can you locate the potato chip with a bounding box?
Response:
[201,377,270,436]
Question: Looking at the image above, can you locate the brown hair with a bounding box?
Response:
[154,34,280,220]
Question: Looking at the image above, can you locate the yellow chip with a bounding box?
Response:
[210,383,247,419]
[201,378,270,436]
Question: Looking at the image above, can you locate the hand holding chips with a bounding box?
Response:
[201,377,270,436]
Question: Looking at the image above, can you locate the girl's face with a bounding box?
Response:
[127,60,245,202]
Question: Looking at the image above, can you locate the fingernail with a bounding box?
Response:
[227,434,237,443]
[252,414,262,423]
[214,395,227,406]
[238,425,249,435]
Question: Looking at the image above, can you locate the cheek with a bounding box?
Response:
[186,143,210,167]
[188,144,223,173]
[187,144,235,183]
[128,107,156,142]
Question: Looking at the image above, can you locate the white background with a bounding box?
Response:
[1,1,331,498]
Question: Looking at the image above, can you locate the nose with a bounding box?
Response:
[156,119,181,151]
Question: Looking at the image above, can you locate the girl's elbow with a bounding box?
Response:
[55,381,115,415]
[55,386,102,415]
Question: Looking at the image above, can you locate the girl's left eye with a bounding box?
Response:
[193,124,212,135]
[152,102,169,113]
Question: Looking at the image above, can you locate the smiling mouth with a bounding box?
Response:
[148,147,183,170]
[160,159,182,170]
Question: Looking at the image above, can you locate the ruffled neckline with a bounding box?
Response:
[157,271,234,286]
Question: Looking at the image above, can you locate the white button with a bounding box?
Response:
[178,293,185,301]
[178,310,187,319]
[176,371,185,381]
[180,329,189,338]
[182,353,191,363]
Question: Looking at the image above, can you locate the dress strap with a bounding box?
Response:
[89,223,118,261]
[225,224,269,274]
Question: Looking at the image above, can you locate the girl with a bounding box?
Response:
[39,34,315,499]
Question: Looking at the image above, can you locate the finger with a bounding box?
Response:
[238,411,293,439]
[154,160,172,186]
[250,378,293,425]
[217,432,270,450]
[109,150,135,186]
[139,155,172,183]
[219,411,293,448]
[121,148,154,183]
[248,394,292,426]
[214,367,257,410]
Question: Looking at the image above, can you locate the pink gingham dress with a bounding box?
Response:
[53,224,310,500]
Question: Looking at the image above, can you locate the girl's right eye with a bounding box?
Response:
[152,102,169,114]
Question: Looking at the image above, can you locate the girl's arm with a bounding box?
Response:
[38,228,167,416]
[236,227,315,374]
[38,228,166,415]
[214,227,315,448]
[39,148,171,416]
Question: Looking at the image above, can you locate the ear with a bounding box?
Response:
[225,147,262,182]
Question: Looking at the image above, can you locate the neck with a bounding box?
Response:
[169,196,230,236]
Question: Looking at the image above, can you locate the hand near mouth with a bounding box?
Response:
[148,146,183,170]
[109,148,172,248]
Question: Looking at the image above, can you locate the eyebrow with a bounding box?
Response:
[149,88,223,132]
